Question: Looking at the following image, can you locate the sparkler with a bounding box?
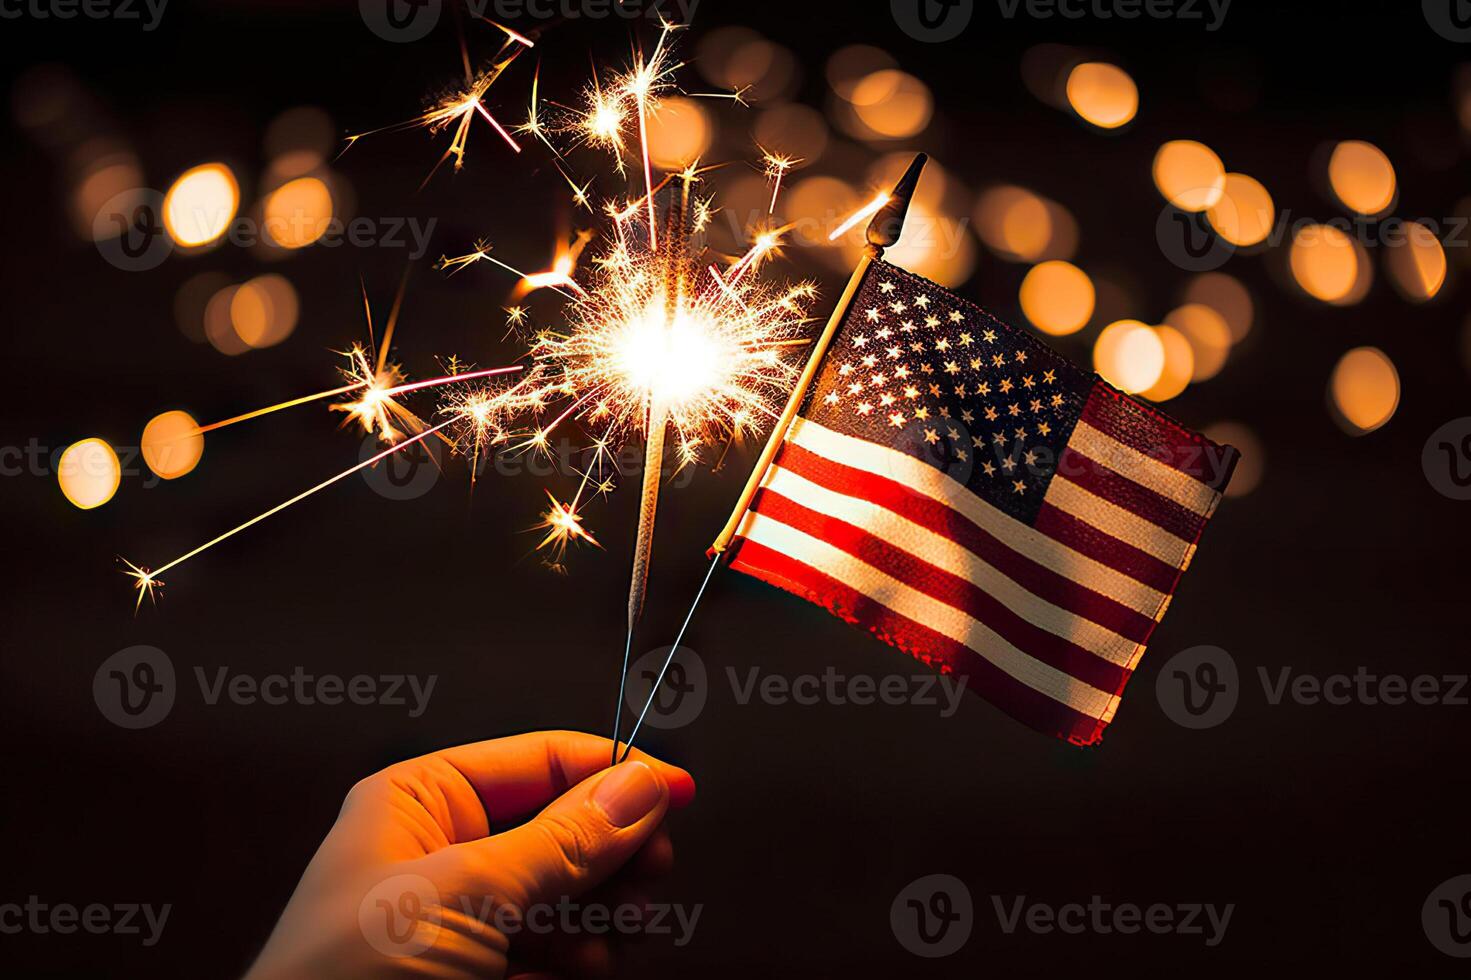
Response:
[425,20,817,758]
[341,20,533,184]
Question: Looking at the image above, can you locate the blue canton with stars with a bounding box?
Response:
[798,259,1093,525]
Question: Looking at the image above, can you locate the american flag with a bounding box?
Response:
[727,258,1239,745]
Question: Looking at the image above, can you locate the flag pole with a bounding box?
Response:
[615,153,929,764]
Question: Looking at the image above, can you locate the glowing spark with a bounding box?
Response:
[479,16,535,49]
[535,489,601,560]
[187,381,369,437]
[760,150,801,214]
[124,420,454,603]
[437,242,586,300]
[121,557,161,614]
[342,38,528,183]
[830,191,891,241]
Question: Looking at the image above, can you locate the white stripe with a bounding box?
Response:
[742,513,1117,718]
[785,418,1171,607]
[1069,420,1220,517]
[765,466,1141,667]
[1044,477,1191,568]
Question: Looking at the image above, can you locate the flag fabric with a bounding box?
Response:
[727,258,1239,745]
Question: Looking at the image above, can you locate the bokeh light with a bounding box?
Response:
[1065,62,1138,129]
[1020,260,1095,335]
[697,28,798,102]
[71,151,143,241]
[141,410,204,480]
[825,45,897,100]
[230,273,299,349]
[1289,223,1370,304]
[645,96,713,170]
[788,175,860,251]
[163,162,239,248]
[204,283,249,356]
[1164,303,1231,381]
[1201,421,1263,497]
[57,437,120,510]
[174,271,230,344]
[850,70,933,139]
[1206,172,1274,246]
[1182,272,1253,344]
[1384,219,1447,301]
[1329,346,1399,434]
[1140,325,1195,402]
[262,176,333,249]
[1094,320,1165,394]
[753,104,828,167]
[974,186,1077,263]
[1152,140,1225,212]
[1021,43,1084,108]
[1327,140,1396,217]
[264,105,333,175]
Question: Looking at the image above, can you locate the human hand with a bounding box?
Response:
[246,731,696,979]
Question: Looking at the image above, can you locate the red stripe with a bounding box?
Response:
[750,488,1134,694]
[728,538,1113,746]
[1056,447,1204,543]
[1080,384,1239,492]
[1033,503,1182,596]
[775,442,1158,642]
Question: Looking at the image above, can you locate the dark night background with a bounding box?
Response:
[3,1,1469,975]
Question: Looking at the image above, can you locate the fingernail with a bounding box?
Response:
[593,761,664,827]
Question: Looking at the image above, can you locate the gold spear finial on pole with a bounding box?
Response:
[707,152,927,557]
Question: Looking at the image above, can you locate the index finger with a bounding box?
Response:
[432,730,696,825]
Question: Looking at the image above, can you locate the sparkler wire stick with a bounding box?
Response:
[617,153,928,762]
[612,168,691,762]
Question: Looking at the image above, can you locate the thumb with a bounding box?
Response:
[451,760,671,911]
